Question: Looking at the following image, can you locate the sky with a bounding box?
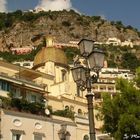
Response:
[0,0,140,31]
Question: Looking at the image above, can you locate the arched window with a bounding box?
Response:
[65,105,69,110]
[83,135,89,140]
[78,109,82,116]
[61,69,67,81]
[70,105,74,111]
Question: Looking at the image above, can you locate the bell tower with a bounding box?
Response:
[46,34,54,47]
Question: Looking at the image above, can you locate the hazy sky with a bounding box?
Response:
[1,0,140,30]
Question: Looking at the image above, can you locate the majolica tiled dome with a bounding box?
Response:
[33,47,67,68]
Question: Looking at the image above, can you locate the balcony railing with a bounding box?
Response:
[0,72,45,90]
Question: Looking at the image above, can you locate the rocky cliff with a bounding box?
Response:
[0,10,140,51]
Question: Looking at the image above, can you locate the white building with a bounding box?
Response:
[95,37,134,47]
[106,37,121,46]
[13,61,34,69]
[121,40,133,48]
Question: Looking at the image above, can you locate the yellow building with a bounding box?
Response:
[0,36,92,140]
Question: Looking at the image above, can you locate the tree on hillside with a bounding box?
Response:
[97,79,140,140]
[121,52,140,71]
[135,67,140,88]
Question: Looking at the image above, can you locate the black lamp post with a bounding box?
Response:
[71,39,105,140]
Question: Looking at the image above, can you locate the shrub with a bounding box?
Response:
[53,108,75,120]
[62,21,71,27]
[0,96,45,115]
[0,96,11,109]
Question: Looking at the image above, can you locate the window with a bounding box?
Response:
[0,80,10,91]
[78,109,82,116]
[61,70,67,81]
[11,87,21,98]
[93,86,98,90]
[34,135,42,140]
[33,132,45,140]
[23,63,30,67]
[108,87,114,91]
[83,135,89,140]
[70,105,74,111]
[12,133,21,140]
[100,86,106,91]
[65,105,69,110]
[31,95,37,102]
[11,129,24,140]
[26,90,38,103]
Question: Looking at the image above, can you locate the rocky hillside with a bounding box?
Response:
[0,10,140,51]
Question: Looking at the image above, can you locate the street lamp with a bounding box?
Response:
[71,39,105,140]
[58,124,71,140]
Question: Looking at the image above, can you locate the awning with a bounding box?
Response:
[18,69,41,80]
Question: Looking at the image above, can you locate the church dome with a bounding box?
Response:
[33,47,68,69]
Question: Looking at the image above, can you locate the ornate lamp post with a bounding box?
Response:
[71,39,105,140]
[58,124,71,140]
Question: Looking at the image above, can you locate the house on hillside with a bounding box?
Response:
[11,47,33,55]
[106,37,121,46]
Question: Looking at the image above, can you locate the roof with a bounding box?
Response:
[18,69,42,79]
[33,47,68,68]
[0,60,54,80]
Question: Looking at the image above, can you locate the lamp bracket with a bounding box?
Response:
[73,55,88,68]
[79,84,86,91]
[76,81,86,91]
[73,55,80,66]
[91,71,99,84]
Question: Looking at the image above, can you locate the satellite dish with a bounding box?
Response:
[45,109,50,115]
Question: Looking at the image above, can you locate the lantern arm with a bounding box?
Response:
[77,83,86,91]
[91,70,99,84]
[73,55,80,66]
[73,54,89,67]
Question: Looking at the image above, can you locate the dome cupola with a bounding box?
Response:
[33,35,68,69]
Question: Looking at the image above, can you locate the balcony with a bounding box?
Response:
[0,96,46,116]
[0,72,45,90]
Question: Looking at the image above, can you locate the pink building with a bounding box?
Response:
[11,47,33,55]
